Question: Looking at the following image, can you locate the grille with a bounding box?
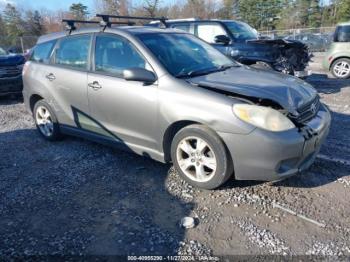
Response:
[0,65,21,78]
[295,96,320,124]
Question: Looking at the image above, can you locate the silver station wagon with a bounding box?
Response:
[23,15,331,189]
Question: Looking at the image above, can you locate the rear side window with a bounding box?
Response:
[30,40,56,63]
[55,35,91,69]
[172,24,191,32]
[334,25,350,42]
[94,34,146,77]
[196,24,228,44]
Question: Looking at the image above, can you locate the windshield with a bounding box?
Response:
[224,22,258,42]
[137,33,238,77]
[0,47,7,56]
[334,25,350,42]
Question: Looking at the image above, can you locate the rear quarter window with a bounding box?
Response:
[30,40,56,63]
[334,25,350,42]
[172,24,191,32]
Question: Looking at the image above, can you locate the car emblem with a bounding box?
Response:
[310,102,317,114]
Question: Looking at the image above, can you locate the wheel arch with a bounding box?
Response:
[162,120,202,163]
[29,94,44,113]
[329,56,350,70]
[162,120,234,169]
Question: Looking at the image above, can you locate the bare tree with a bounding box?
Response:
[143,0,161,18]
[181,0,219,19]
[94,0,129,15]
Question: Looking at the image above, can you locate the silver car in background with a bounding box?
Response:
[23,22,331,189]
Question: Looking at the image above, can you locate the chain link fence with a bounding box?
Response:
[0,36,38,54]
[259,27,336,52]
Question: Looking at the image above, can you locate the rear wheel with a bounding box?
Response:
[33,100,62,141]
[171,125,233,190]
[331,58,350,79]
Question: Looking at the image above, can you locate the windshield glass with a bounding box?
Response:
[137,33,237,77]
[334,25,350,42]
[224,22,258,42]
[0,47,7,56]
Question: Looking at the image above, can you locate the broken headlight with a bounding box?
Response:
[233,104,295,132]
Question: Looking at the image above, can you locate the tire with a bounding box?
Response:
[171,124,233,190]
[33,100,62,141]
[331,58,350,79]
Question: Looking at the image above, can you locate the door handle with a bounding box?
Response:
[46,73,56,81]
[88,81,102,90]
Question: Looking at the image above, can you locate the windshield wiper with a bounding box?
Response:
[219,63,240,70]
[176,63,240,79]
[176,67,219,78]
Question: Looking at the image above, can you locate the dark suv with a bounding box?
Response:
[150,19,310,77]
[0,47,25,96]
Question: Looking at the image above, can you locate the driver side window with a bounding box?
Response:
[196,24,228,44]
[95,34,147,77]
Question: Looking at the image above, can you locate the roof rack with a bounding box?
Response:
[62,14,168,34]
[149,18,199,24]
[62,18,135,34]
[62,19,100,34]
[96,14,168,29]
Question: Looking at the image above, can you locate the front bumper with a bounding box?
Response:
[219,104,331,181]
[0,75,23,96]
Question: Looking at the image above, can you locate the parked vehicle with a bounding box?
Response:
[323,22,350,79]
[0,46,25,96]
[7,46,23,55]
[23,15,331,189]
[284,33,328,52]
[149,19,311,77]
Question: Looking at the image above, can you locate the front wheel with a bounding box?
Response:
[331,58,350,79]
[171,125,233,190]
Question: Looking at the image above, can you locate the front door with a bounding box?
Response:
[87,33,158,150]
[195,22,230,55]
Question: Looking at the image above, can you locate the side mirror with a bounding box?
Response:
[123,68,156,83]
[214,35,231,45]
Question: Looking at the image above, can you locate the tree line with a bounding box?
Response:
[1,0,349,48]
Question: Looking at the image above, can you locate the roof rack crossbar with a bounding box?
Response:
[62,19,100,34]
[96,14,168,28]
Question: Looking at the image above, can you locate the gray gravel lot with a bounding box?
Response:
[0,53,350,258]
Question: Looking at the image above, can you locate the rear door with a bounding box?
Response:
[48,34,92,127]
[86,33,158,149]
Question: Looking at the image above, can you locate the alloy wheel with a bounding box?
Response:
[35,105,54,137]
[176,136,217,182]
[333,61,350,78]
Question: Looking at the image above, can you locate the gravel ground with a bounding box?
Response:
[0,53,350,259]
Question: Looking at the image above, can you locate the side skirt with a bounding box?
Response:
[60,125,166,163]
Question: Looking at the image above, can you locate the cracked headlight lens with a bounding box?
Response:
[233,104,295,132]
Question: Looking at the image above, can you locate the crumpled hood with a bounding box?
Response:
[189,66,317,115]
[0,54,25,66]
[232,39,306,53]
